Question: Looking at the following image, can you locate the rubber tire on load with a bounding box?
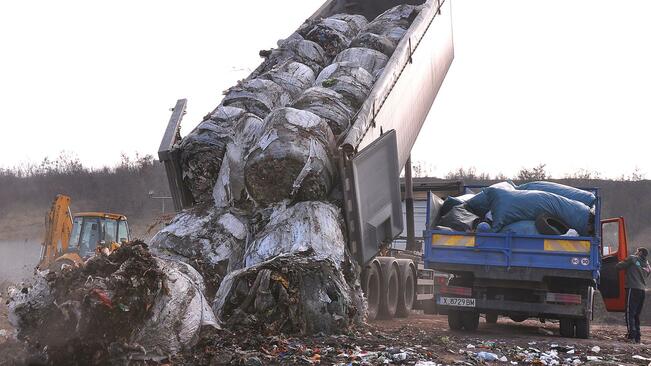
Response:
[395,260,416,318]
[559,318,575,338]
[575,317,590,339]
[362,262,381,321]
[461,311,480,331]
[486,313,498,324]
[535,214,570,235]
[378,261,400,319]
[448,310,463,330]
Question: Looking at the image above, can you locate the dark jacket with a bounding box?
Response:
[616,254,651,290]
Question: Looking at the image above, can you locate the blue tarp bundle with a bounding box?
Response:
[516,181,596,207]
[485,187,591,236]
[499,220,539,235]
[465,181,516,217]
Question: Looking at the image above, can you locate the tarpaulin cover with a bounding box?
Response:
[439,196,465,218]
[499,220,540,236]
[244,108,336,205]
[245,201,345,269]
[465,181,516,217]
[517,181,596,207]
[437,204,481,232]
[485,188,592,235]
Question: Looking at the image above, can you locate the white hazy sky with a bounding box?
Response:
[1,0,650,178]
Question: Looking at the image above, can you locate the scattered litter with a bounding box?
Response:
[633,355,651,361]
[477,351,499,361]
[591,346,601,353]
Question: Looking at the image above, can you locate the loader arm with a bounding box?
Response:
[39,195,73,269]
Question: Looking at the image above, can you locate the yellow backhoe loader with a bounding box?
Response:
[39,194,130,271]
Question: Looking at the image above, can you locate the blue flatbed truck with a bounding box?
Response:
[423,185,630,338]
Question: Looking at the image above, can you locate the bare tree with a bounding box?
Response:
[516,164,549,182]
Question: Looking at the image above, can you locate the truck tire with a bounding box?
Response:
[485,313,498,324]
[377,258,400,319]
[559,318,575,338]
[362,262,381,321]
[535,214,569,235]
[509,315,528,323]
[448,310,463,330]
[461,311,479,331]
[575,317,590,339]
[395,259,416,318]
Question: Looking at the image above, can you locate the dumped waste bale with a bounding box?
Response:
[244,107,336,205]
[244,201,345,268]
[213,253,365,335]
[298,16,366,58]
[292,86,356,135]
[365,4,421,34]
[259,61,316,100]
[329,13,369,35]
[151,207,248,298]
[334,47,389,75]
[315,62,375,109]
[222,78,292,119]
[258,38,329,76]
[180,106,246,203]
[351,32,397,56]
[8,241,218,364]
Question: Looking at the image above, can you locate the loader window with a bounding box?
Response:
[118,221,129,242]
[68,217,83,250]
[79,218,100,257]
[102,219,118,243]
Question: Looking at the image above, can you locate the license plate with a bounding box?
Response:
[438,296,476,307]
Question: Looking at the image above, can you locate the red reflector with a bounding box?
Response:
[546,292,582,304]
[439,285,472,297]
[435,277,448,285]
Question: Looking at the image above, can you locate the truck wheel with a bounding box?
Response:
[448,310,463,330]
[575,317,590,339]
[485,313,498,324]
[362,262,381,321]
[559,318,575,338]
[509,315,528,323]
[461,311,480,331]
[395,260,416,318]
[378,261,399,319]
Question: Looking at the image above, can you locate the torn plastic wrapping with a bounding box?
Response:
[258,38,329,76]
[292,87,356,135]
[328,13,369,34]
[245,201,345,268]
[437,205,481,232]
[213,253,365,334]
[150,207,248,297]
[8,274,52,333]
[365,4,422,33]
[333,47,389,75]
[315,62,375,109]
[212,113,265,208]
[259,61,316,100]
[180,106,246,203]
[244,108,336,205]
[130,259,219,360]
[351,32,397,56]
[222,78,292,119]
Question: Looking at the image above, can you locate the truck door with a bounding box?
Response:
[599,218,629,312]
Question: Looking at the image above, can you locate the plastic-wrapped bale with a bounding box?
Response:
[212,113,265,208]
[365,4,422,34]
[244,108,336,205]
[258,38,329,75]
[222,78,291,119]
[151,207,248,297]
[315,62,375,109]
[8,242,217,364]
[333,47,389,75]
[292,86,356,135]
[180,106,245,203]
[244,201,345,268]
[298,15,367,58]
[259,61,316,100]
[213,253,365,334]
[351,32,397,56]
[328,14,369,35]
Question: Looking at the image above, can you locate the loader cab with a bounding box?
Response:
[68,213,130,258]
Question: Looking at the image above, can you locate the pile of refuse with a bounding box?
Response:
[153,4,425,335]
[7,241,217,364]
[428,181,596,237]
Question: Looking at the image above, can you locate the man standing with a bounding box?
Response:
[616,247,651,343]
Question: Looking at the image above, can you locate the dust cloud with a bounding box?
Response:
[0,241,40,289]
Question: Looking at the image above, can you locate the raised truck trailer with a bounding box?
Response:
[423,185,629,338]
[159,0,455,320]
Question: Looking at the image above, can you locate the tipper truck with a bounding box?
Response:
[159,0,454,320]
[424,185,629,338]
